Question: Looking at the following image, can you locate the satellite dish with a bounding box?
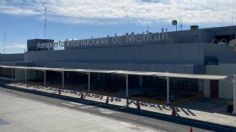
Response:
[172,20,178,26]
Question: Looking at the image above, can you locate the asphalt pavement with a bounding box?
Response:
[0,85,235,132]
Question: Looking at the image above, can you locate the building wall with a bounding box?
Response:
[25,43,205,73]
[205,64,236,99]
[34,62,198,73]
[0,54,24,62]
[0,53,24,66]
[204,43,236,63]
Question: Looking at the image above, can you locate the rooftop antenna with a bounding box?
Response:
[179,19,183,31]
[3,32,5,54]
[109,25,111,36]
[43,0,47,39]
[232,11,236,26]
[232,13,234,26]
[230,0,233,26]
[146,25,149,33]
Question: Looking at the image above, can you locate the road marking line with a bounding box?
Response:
[80,106,94,109]
[69,102,84,106]
[61,103,74,107]
[98,108,115,114]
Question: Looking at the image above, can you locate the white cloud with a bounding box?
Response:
[5,43,26,49]
[0,0,235,25]
[3,43,26,53]
[0,5,39,15]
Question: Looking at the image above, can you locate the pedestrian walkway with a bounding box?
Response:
[5,83,236,128]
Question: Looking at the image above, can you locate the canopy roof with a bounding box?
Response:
[0,65,227,80]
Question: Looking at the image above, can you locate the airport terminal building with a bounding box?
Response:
[0,25,236,101]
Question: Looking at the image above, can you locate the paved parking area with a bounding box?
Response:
[7,83,236,128]
[0,91,159,132]
[1,82,236,131]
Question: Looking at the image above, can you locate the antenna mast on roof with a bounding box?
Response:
[229,0,235,26]
[232,13,234,26]
[146,25,149,33]
[109,25,111,36]
[43,0,47,39]
[232,11,236,26]
[179,19,183,31]
[3,32,5,54]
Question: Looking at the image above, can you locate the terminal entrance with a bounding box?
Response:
[129,76,200,103]
[90,73,126,96]
[210,80,219,98]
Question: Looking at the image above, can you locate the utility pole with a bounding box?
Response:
[109,25,111,36]
[3,32,5,54]
[146,25,149,33]
[232,11,236,26]
[43,0,47,39]
[179,18,183,31]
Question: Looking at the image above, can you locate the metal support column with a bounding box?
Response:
[88,72,91,92]
[11,68,14,80]
[44,70,46,87]
[126,74,129,98]
[166,76,170,104]
[233,74,236,114]
[62,71,64,89]
[125,74,129,107]
[25,69,27,87]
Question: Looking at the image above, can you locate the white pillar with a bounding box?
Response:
[126,74,129,98]
[44,70,46,87]
[25,69,27,86]
[62,71,64,89]
[166,77,170,104]
[233,74,236,114]
[88,72,91,92]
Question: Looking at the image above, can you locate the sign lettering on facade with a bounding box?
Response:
[37,32,168,50]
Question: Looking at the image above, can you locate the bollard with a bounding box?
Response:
[189,127,193,132]
[106,96,109,104]
[137,100,140,110]
[126,98,129,108]
[81,92,84,99]
[58,89,61,95]
[172,107,177,116]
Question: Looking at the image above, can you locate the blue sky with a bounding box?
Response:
[0,0,235,53]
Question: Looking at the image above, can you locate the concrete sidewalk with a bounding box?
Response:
[4,83,236,129]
